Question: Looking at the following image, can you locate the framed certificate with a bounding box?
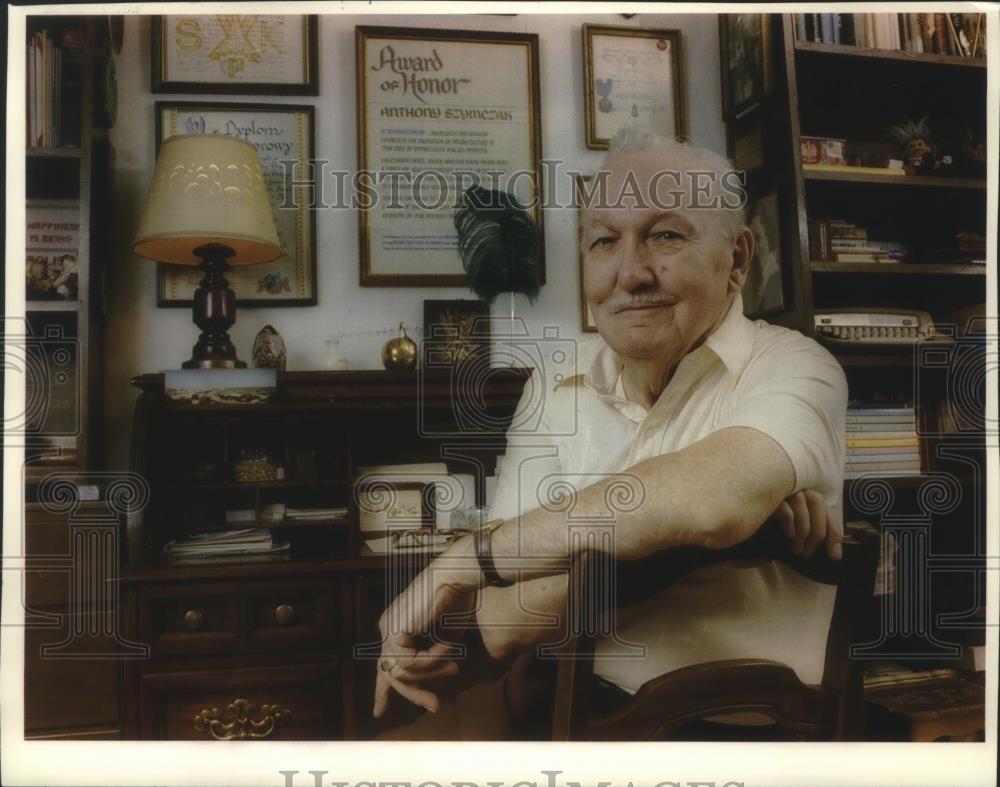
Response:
[356,26,544,287]
[719,13,769,118]
[152,14,318,95]
[583,24,686,149]
[155,101,317,307]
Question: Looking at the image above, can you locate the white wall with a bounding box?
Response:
[104,11,725,469]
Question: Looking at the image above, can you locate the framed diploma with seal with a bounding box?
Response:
[356,26,544,287]
[583,24,685,150]
[155,101,317,307]
[152,14,318,95]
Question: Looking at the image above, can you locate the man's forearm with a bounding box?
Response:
[470,428,795,658]
[485,426,795,583]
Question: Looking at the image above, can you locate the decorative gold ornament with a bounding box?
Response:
[193,698,291,740]
[381,322,418,370]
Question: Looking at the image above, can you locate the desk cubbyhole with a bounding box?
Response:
[287,419,349,482]
[170,421,225,485]
[181,486,257,533]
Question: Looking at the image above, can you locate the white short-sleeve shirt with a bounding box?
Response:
[490,294,848,692]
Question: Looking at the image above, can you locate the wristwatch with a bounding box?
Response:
[474,518,513,587]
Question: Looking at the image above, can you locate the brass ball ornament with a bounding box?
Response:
[382,322,418,370]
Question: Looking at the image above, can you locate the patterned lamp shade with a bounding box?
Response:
[132,134,280,266]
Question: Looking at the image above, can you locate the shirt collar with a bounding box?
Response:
[558,293,755,393]
[702,292,754,375]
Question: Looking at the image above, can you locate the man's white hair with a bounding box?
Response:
[594,128,747,241]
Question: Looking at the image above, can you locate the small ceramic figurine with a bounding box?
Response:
[886,117,953,176]
[382,322,418,370]
[322,338,350,371]
[251,324,287,371]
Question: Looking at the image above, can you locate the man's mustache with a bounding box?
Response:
[608,295,679,314]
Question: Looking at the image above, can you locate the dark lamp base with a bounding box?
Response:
[184,242,247,370]
[182,356,247,370]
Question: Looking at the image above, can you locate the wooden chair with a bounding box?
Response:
[549,520,881,741]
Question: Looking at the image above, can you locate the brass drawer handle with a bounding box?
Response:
[184,610,204,630]
[274,604,295,625]
[193,698,291,740]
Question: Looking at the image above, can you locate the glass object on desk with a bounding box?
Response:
[252,324,287,371]
[234,447,278,482]
[322,338,350,370]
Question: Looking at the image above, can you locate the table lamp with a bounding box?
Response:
[133,134,281,369]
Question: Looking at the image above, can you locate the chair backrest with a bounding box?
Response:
[550,519,881,741]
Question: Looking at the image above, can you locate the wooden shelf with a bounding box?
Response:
[793,40,987,69]
[811,262,986,276]
[274,517,352,528]
[187,479,350,490]
[26,146,85,158]
[25,300,83,311]
[122,554,384,583]
[803,168,986,189]
[833,353,915,368]
[845,472,976,490]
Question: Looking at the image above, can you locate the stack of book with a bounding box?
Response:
[809,219,908,263]
[794,13,986,58]
[911,231,987,266]
[163,528,290,565]
[846,404,921,479]
[27,27,84,148]
[864,663,962,689]
[956,231,987,264]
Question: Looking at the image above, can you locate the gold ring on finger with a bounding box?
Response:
[379,657,397,673]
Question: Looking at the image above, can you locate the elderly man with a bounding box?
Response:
[373,131,847,739]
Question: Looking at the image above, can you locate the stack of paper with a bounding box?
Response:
[163,528,289,564]
[363,534,454,555]
[284,506,349,522]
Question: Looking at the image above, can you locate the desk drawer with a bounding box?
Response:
[139,577,338,659]
[145,589,239,657]
[139,661,340,740]
[245,579,337,652]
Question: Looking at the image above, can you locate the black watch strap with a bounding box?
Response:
[475,519,513,588]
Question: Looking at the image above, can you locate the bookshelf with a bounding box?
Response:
[775,12,987,704]
[24,15,113,475]
[22,15,117,742]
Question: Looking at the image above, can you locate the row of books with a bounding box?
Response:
[794,13,986,58]
[163,528,290,565]
[918,231,988,266]
[845,404,921,479]
[808,219,908,264]
[26,27,84,148]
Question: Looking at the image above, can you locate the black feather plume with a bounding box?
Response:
[454,186,541,304]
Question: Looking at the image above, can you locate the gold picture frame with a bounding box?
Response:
[583,24,686,150]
